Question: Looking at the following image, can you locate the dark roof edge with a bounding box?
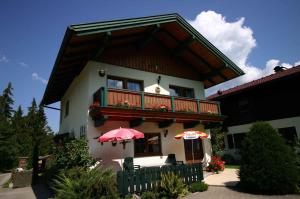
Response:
[41,27,74,105]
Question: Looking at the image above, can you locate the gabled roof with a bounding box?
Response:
[208,65,300,100]
[41,13,244,105]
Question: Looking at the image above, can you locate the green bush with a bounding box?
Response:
[140,191,159,199]
[239,122,299,194]
[221,153,239,165]
[189,182,208,193]
[53,167,119,199]
[158,172,189,198]
[55,138,94,170]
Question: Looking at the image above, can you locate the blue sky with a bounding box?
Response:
[0,0,299,132]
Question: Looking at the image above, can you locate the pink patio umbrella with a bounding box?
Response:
[99,127,144,143]
[174,131,208,163]
[98,127,144,168]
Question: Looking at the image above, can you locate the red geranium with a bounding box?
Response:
[207,156,225,173]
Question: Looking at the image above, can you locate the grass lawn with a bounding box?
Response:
[225,164,240,169]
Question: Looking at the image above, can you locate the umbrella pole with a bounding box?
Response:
[192,139,194,163]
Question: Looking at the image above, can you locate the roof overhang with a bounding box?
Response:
[42,13,244,105]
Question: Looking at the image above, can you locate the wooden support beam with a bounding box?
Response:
[172,36,195,56]
[200,67,228,81]
[43,105,61,111]
[92,32,111,60]
[183,120,200,129]
[158,119,176,128]
[138,24,160,49]
[130,117,145,128]
[203,121,222,129]
[161,29,215,70]
[94,115,108,127]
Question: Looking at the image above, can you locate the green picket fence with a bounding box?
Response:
[117,163,203,195]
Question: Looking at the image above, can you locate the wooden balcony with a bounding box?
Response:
[89,87,224,128]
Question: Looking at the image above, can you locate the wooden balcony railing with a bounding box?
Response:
[92,87,221,115]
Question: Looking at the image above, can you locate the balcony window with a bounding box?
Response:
[169,85,195,98]
[134,133,162,156]
[107,76,143,91]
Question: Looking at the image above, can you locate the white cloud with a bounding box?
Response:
[0,53,9,63]
[32,72,48,84]
[187,11,299,96]
[294,61,300,66]
[18,62,29,67]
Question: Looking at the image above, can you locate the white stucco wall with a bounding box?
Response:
[87,120,206,170]
[86,61,205,101]
[227,116,300,137]
[59,60,210,169]
[60,65,90,137]
[223,116,300,154]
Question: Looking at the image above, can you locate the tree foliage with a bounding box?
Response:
[53,167,119,199]
[55,138,93,170]
[210,127,225,155]
[0,83,54,172]
[239,122,299,194]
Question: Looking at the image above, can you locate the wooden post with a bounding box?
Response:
[141,92,145,110]
[171,96,175,112]
[196,99,201,113]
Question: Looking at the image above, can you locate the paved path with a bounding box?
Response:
[0,184,53,199]
[185,186,300,199]
[204,168,239,187]
[0,173,11,186]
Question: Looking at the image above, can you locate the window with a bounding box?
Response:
[134,133,162,157]
[169,85,195,98]
[80,125,86,138]
[227,134,234,149]
[234,133,246,149]
[107,76,143,91]
[278,127,297,146]
[227,133,246,149]
[65,100,69,117]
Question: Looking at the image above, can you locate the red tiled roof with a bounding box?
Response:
[208,65,300,100]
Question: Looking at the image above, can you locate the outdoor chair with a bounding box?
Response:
[123,157,141,171]
[166,154,184,165]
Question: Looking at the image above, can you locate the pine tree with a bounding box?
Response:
[0,82,14,119]
[0,83,17,170]
[12,106,32,156]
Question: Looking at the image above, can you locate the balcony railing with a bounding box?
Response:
[92,87,221,115]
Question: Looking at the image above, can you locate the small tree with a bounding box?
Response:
[239,122,299,194]
[210,127,225,155]
[55,138,93,170]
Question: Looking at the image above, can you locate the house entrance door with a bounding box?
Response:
[184,139,204,163]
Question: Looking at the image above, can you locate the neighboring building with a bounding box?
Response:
[208,65,300,155]
[41,14,244,170]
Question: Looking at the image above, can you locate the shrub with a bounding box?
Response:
[189,182,208,193]
[207,156,225,173]
[221,153,239,165]
[53,167,119,199]
[158,172,189,198]
[140,191,159,199]
[55,138,93,170]
[239,122,299,194]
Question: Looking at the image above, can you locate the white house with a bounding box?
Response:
[41,14,244,170]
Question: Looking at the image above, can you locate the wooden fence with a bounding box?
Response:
[117,163,203,195]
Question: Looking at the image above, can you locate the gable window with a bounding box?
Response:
[134,133,162,157]
[108,76,143,91]
[65,100,69,117]
[169,85,195,98]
